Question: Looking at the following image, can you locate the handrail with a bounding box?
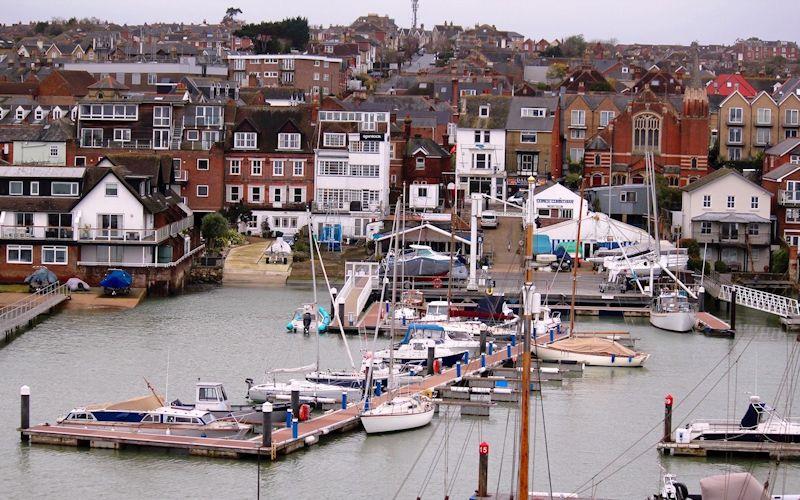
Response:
[77,244,205,268]
[0,282,70,324]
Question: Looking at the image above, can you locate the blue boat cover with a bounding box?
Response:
[100,269,132,290]
[400,323,445,345]
[24,267,58,287]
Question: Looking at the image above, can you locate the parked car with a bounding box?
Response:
[480,211,499,229]
[507,190,528,205]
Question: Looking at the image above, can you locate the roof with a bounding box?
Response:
[691,212,770,224]
[373,223,472,245]
[0,166,85,178]
[406,136,450,157]
[762,162,800,182]
[0,195,76,212]
[230,106,314,152]
[680,167,769,194]
[505,96,557,131]
[48,70,97,96]
[765,137,800,157]
[457,95,512,129]
[100,153,173,185]
[87,76,129,91]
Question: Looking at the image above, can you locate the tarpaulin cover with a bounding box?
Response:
[699,473,769,500]
[546,337,636,357]
[99,269,132,289]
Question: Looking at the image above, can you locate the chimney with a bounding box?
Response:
[403,115,412,142]
[442,133,450,149]
[451,78,459,117]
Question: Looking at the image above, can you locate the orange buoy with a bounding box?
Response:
[299,403,311,422]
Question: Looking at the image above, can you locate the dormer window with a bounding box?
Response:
[52,107,63,120]
[234,132,257,149]
[278,133,301,150]
[34,108,44,121]
[479,105,490,117]
[15,108,25,120]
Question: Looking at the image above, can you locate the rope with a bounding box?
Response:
[392,412,445,500]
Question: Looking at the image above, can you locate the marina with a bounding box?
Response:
[3,285,800,498]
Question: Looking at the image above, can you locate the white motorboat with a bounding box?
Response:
[674,395,800,444]
[382,244,468,279]
[246,379,361,404]
[651,471,800,500]
[399,323,481,354]
[374,337,468,367]
[305,354,421,389]
[605,249,689,282]
[533,337,650,367]
[361,394,435,434]
[649,291,697,332]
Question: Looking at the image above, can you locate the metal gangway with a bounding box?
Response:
[0,282,71,339]
[718,283,800,318]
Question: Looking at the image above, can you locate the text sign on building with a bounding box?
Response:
[360,132,383,141]
[535,197,575,209]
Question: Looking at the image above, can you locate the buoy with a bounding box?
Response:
[432,358,441,374]
[299,404,311,422]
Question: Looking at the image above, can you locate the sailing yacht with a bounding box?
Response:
[360,394,435,434]
[649,290,697,332]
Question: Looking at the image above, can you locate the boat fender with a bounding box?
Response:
[432,359,442,374]
[298,404,311,422]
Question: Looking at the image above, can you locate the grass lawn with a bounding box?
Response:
[289,244,374,282]
[0,284,29,293]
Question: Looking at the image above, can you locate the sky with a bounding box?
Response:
[2,0,799,46]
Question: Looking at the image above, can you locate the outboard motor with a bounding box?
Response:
[303,311,313,335]
[740,395,765,429]
[244,378,254,395]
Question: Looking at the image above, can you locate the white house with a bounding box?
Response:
[313,109,391,241]
[677,168,772,272]
[532,182,589,226]
[455,96,510,201]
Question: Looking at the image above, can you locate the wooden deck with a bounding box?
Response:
[695,312,731,331]
[22,341,531,460]
[1,283,70,340]
[657,440,800,459]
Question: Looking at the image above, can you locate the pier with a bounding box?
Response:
[1,283,70,341]
[20,340,545,461]
[657,440,800,460]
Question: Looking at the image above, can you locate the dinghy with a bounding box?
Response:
[286,304,331,334]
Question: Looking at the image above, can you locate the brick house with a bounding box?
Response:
[560,94,631,168]
[227,53,344,98]
[504,95,561,184]
[583,87,710,188]
[224,106,316,236]
[762,157,800,247]
[403,131,451,210]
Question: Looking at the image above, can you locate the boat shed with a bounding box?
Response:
[372,223,474,256]
[535,212,653,257]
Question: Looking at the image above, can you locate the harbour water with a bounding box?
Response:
[2,285,799,499]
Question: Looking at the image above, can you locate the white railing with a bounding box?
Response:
[175,170,188,182]
[0,225,74,240]
[77,243,205,268]
[718,283,800,318]
[0,282,70,329]
[345,261,380,289]
[779,190,800,205]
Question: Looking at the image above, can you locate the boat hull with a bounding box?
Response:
[650,310,696,332]
[361,406,435,434]
[533,345,649,367]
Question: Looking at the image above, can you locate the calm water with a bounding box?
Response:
[1,286,799,499]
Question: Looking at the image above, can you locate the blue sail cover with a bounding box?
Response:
[99,269,132,290]
[400,323,445,345]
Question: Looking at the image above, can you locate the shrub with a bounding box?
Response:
[771,246,789,274]
[714,260,729,273]
[201,212,229,251]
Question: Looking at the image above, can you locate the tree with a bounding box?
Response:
[546,62,568,81]
[771,246,789,274]
[234,17,309,54]
[561,35,587,58]
[221,200,253,225]
[541,45,562,58]
[201,213,229,251]
[33,21,49,34]
[223,7,242,23]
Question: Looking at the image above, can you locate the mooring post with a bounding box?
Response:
[285,408,293,428]
[506,343,512,359]
[478,441,489,497]
[290,387,300,419]
[427,346,435,375]
[341,392,348,410]
[463,351,470,366]
[455,361,462,380]
[261,402,273,448]
[479,329,487,354]
[481,353,486,370]
[730,290,737,331]
[663,394,674,443]
[488,342,494,355]
[375,381,382,397]
[20,385,30,443]
[291,418,298,439]
[697,286,705,313]
[511,334,516,347]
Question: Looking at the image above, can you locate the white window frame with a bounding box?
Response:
[571,109,586,126]
[105,182,118,197]
[153,106,172,127]
[600,110,616,127]
[152,129,170,150]
[728,127,742,144]
[520,131,537,143]
[196,185,209,197]
[49,145,59,157]
[479,105,490,117]
[751,196,759,209]
[251,159,263,176]
[113,128,131,143]
[756,107,772,125]
[229,159,241,175]
[728,107,743,123]
[786,109,800,126]
[30,181,39,195]
[727,195,735,209]
[42,245,68,265]
[234,132,257,150]
[292,160,304,177]
[273,160,285,176]
[51,182,79,196]
[186,130,199,141]
[249,185,263,204]
[197,158,209,171]
[702,195,711,208]
[7,245,33,264]
[278,133,301,150]
[520,107,546,118]
[756,128,771,145]
[323,133,346,147]
[9,181,23,196]
[226,185,242,203]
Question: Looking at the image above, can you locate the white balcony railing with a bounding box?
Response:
[175,170,189,182]
[780,190,800,205]
[0,225,74,240]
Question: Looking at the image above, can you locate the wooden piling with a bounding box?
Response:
[261,402,272,448]
[729,290,737,330]
[478,441,489,497]
[427,346,435,375]
[20,385,30,443]
[663,394,673,443]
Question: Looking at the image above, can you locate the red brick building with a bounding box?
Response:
[584,86,710,187]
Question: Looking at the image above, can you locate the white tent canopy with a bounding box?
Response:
[536,212,653,253]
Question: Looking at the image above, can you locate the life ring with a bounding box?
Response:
[299,404,311,422]
[433,277,443,289]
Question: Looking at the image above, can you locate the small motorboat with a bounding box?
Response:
[374,337,468,368]
[24,266,58,292]
[361,394,435,434]
[286,304,331,334]
[168,381,289,425]
[650,471,798,500]
[398,323,480,355]
[58,393,252,438]
[305,354,421,389]
[533,337,650,367]
[650,290,698,333]
[99,268,132,296]
[65,277,90,292]
[674,395,800,444]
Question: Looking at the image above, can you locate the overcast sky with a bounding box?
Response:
[2,0,798,46]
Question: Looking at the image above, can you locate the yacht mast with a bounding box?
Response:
[388,197,403,389]
[308,209,320,371]
[568,177,585,335]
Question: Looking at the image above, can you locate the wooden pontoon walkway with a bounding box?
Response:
[22,341,533,460]
[695,312,731,331]
[1,283,70,340]
[657,440,800,459]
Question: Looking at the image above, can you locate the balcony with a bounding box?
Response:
[784,121,800,128]
[174,170,189,183]
[76,218,192,244]
[754,121,773,127]
[312,201,383,214]
[183,116,223,128]
[694,227,770,246]
[780,190,800,206]
[81,139,155,150]
[0,225,74,240]
[727,118,744,126]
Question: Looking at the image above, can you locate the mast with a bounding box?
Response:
[568,177,585,335]
[447,174,456,320]
[517,175,537,500]
[308,209,320,371]
[388,197,403,389]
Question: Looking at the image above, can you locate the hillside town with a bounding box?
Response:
[3,5,800,500]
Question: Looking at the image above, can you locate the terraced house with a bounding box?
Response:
[504,95,560,188]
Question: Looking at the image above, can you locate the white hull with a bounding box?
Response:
[248,380,360,403]
[534,345,649,367]
[288,320,323,333]
[650,310,696,332]
[361,399,435,434]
